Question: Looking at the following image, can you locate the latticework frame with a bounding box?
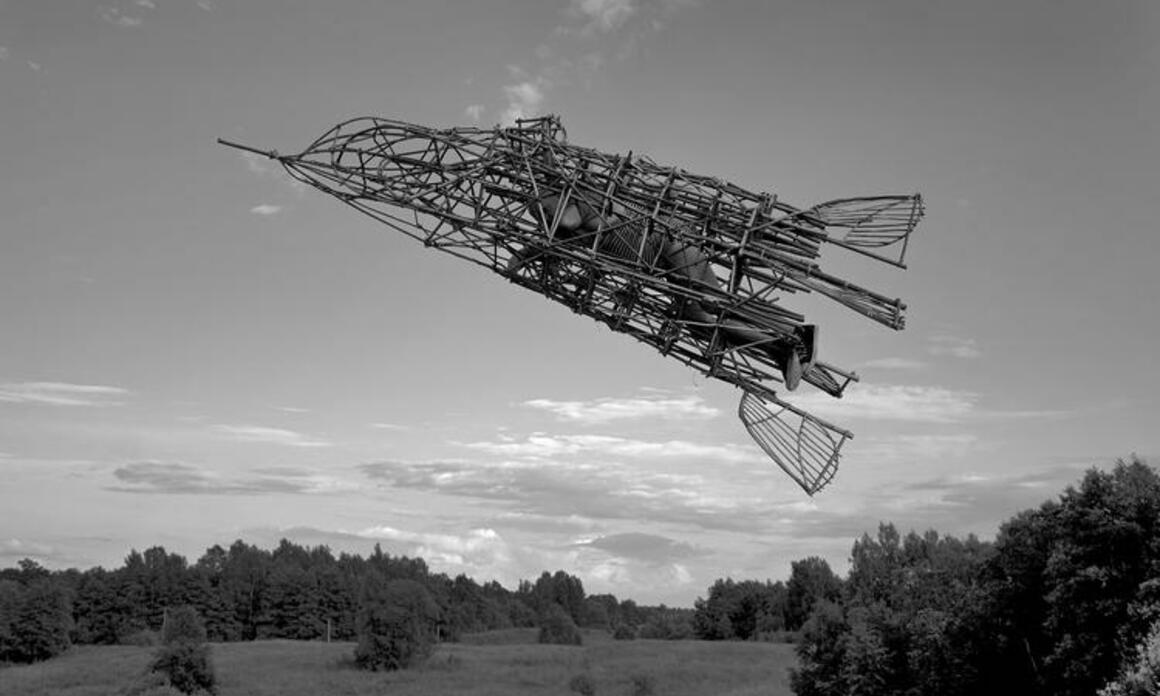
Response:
[219,115,921,494]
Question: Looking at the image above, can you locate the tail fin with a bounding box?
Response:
[738,391,850,495]
[802,194,923,268]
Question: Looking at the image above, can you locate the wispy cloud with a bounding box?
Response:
[928,334,981,359]
[794,382,1067,425]
[0,382,130,407]
[464,104,485,123]
[135,0,157,8]
[370,422,410,431]
[525,393,719,423]
[356,526,509,568]
[241,152,273,175]
[494,0,697,124]
[213,425,332,448]
[0,538,57,562]
[196,0,213,11]
[861,357,927,370]
[110,461,355,495]
[99,6,144,28]
[236,152,306,194]
[854,433,980,465]
[568,0,637,33]
[792,384,977,424]
[0,46,9,61]
[501,77,547,125]
[249,204,282,216]
[462,433,756,462]
[274,406,310,414]
[359,458,772,532]
[575,532,709,565]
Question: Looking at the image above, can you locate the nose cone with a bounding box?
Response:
[281,117,496,206]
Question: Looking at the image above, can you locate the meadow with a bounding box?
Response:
[0,629,796,696]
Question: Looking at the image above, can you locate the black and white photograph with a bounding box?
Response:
[1,1,1157,694]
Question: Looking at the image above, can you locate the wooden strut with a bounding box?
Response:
[218,115,919,495]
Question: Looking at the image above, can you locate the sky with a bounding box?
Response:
[1,0,1158,606]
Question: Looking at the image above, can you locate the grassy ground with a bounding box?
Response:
[0,629,797,696]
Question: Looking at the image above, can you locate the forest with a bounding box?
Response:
[2,457,1158,696]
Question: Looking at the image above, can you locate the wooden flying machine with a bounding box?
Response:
[220,115,922,494]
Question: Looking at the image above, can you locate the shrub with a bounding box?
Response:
[538,604,583,646]
[568,672,596,695]
[630,672,656,696]
[120,670,187,696]
[612,623,636,640]
[354,577,440,671]
[148,607,216,695]
[163,607,207,645]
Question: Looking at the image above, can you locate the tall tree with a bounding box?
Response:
[786,557,842,631]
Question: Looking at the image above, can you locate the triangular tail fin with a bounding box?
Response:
[803,194,923,267]
[739,391,851,495]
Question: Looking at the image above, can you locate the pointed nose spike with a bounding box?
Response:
[217,138,280,160]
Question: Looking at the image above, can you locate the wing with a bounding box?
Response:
[739,390,850,495]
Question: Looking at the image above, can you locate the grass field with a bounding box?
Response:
[0,629,797,696]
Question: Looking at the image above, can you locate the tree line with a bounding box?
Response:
[688,457,1160,696]
[5,458,1156,694]
[0,537,692,664]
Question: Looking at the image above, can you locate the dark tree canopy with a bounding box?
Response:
[789,457,1160,696]
[354,576,440,671]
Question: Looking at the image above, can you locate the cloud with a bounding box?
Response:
[99,6,144,27]
[569,0,636,33]
[274,406,310,414]
[861,357,927,370]
[524,393,720,423]
[196,0,213,11]
[239,524,515,580]
[250,204,282,216]
[575,532,708,565]
[849,433,980,470]
[0,46,9,61]
[464,104,485,122]
[358,458,776,533]
[213,425,332,448]
[110,461,356,495]
[0,538,57,562]
[240,522,645,595]
[0,381,130,407]
[501,80,546,125]
[495,0,696,125]
[357,526,510,569]
[236,151,306,194]
[490,512,600,535]
[791,384,977,424]
[241,152,273,176]
[928,334,981,359]
[135,0,156,8]
[370,422,410,431]
[462,433,757,462]
[27,61,42,72]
